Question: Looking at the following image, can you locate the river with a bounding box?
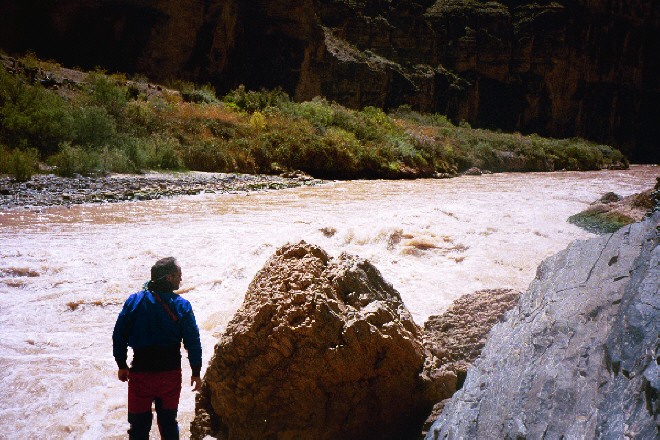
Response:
[0,166,657,439]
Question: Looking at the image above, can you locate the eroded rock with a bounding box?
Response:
[192,241,441,440]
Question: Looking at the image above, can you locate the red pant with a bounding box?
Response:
[128,369,182,412]
[128,370,182,439]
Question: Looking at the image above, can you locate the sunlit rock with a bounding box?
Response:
[463,167,483,176]
[191,241,442,440]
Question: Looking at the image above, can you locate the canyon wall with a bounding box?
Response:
[0,0,657,162]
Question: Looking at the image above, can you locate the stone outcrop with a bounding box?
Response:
[0,1,657,162]
[191,241,441,440]
[568,187,655,234]
[427,212,659,439]
[421,288,520,431]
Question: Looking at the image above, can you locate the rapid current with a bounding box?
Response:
[0,166,657,438]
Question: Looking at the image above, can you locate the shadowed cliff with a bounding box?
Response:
[0,0,657,162]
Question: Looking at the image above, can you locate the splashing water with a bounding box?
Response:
[0,166,657,438]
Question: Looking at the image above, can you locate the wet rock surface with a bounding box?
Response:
[0,172,322,210]
[427,213,660,439]
[191,241,444,440]
[568,185,656,234]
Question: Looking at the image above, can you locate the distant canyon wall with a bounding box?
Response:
[1,0,657,162]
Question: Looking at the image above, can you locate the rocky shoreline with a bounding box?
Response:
[0,171,324,210]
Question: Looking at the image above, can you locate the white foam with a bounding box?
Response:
[0,166,656,437]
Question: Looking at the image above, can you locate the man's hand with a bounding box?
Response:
[191,376,202,392]
[118,368,130,382]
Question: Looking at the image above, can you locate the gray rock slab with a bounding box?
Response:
[427,213,659,439]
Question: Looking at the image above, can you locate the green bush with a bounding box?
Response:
[99,147,137,174]
[183,140,228,171]
[0,67,74,154]
[223,85,290,113]
[390,105,455,127]
[84,72,129,118]
[50,143,102,177]
[122,101,163,137]
[281,98,336,131]
[182,85,219,104]
[0,145,39,181]
[72,106,117,148]
[145,136,185,170]
[168,79,220,104]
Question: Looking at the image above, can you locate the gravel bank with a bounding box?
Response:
[0,172,325,210]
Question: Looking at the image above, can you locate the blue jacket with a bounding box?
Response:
[113,286,202,376]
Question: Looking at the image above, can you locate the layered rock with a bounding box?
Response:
[1,1,657,161]
[191,242,440,440]
[427,213,659,439]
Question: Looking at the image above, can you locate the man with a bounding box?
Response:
[113,257,203,439]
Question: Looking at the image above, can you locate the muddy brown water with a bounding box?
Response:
[0,166,657,438]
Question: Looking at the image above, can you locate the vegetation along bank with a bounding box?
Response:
[0,53,628,182]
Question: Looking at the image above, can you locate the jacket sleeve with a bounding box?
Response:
[181,303,203,376]
[112,297,133,369]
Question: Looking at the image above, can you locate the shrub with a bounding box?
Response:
[145,136,185,170]
[390,105,455,127]
[84,72,129,118]
[281,98,336,131]
[72,106,117,148]
[181,85,219,104]
[249,111,266,130]
[223,85,290,113]
[99,147,137,174]
[122,100,163,136]
[50,143,102,177]
[301,127,361,177]
[0,145,39,181]
[0,67,74,154]
[183,140,226,171]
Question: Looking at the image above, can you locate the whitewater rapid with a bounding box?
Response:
[0,166,657,438]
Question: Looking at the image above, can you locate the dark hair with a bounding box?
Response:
[149,257,179,291]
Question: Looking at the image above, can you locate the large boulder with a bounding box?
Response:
[191,241,441,440]
[427,213,659,439]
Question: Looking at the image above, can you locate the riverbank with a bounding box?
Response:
[0,171,323,210]
[1,54,628,181]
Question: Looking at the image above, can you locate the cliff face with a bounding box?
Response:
[1,0,657,162]
[427,212,659,439]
